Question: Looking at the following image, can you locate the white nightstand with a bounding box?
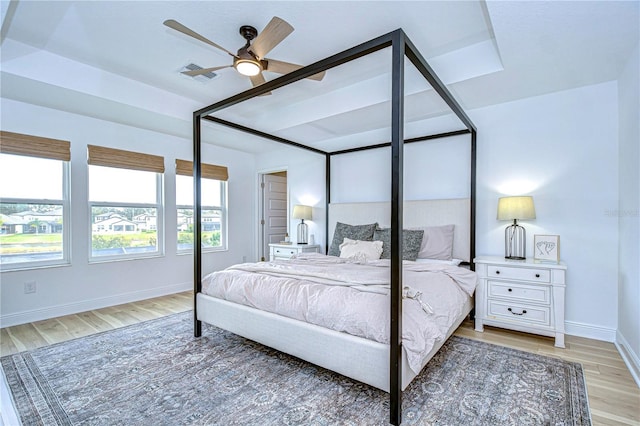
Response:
[269,243,320,261]
[474,255,567,348]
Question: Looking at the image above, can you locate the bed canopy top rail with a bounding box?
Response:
[192,28,477,426]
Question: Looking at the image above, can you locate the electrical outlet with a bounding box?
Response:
[24,281,36,294]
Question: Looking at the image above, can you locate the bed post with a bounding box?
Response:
[389,29,405,426]
[325,153,331,255]
[470,129,477,271]
[193,113,202,338]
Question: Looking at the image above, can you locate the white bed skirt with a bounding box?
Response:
[196,292,472,392]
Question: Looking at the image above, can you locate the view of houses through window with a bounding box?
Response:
[90,206,159,257]
[0,203,65,264]
[89,164,163,260]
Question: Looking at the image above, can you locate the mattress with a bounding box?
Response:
[201,253,478,373]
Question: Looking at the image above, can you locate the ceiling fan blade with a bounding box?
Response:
[266,58,326,81]
[164,19,236,57]
[181,65,232,76]
[249,72,271,96]
[249,17,294,59]
[249,72,266,86]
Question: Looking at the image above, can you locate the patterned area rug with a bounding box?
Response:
[1,311,591,425]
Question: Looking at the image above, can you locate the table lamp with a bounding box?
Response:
[497,196,536,260]
[292,205,312,244]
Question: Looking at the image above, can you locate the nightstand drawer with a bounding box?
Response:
[488,281,550,304]
[272,248,298,258]
[269,244,320,261]
[488,265,550,283]
[487,300,550,326]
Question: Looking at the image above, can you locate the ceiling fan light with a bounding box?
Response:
[235,59,262,76]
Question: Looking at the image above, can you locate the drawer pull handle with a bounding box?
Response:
[508,288,512,292]
[535,273,540,278]
[508,308,527,316]
[495,270,500,275]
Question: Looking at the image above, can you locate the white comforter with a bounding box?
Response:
[201,253,478,373]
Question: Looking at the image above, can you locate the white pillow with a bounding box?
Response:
[412,224,455,260]
[339,238,383,261]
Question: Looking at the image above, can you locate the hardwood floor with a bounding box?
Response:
[0,292,192,356]
[2,291,638,425]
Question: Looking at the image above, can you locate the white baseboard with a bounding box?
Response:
[564,320,617,342]
[616,330,640,388]
[0,282,191,328]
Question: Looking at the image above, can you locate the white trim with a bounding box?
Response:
[564,320,617,342]
[0,282,190,328]
[256,167,288,262]
[616,330,640,388]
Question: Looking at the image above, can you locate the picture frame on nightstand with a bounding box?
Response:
[534,234,560,263]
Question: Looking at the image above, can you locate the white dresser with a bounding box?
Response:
[474,255,567,347]
[269,243,320,261]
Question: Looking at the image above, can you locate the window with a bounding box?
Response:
[88,145,164,261]
[0,131,71,270]
[175,160,228,253]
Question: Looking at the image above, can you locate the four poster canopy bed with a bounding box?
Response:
[191,29,477,425]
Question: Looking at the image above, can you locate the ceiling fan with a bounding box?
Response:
[163,17,325,87]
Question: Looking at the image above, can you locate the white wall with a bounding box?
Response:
[0,98,256,326]
[328,82,620,341]
[330,135,471,203]
[617,41,640,382]
[473,81,619,341]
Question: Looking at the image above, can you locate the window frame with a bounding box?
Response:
[88,166,165,263]
[0,156,71,271]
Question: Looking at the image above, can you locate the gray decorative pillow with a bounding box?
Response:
[373,228,424,261]
[328,222,378,257]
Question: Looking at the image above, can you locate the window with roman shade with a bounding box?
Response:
[175,159,228,252]
[87,144,165,261]
[0,131,71,270]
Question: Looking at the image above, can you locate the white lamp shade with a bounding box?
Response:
[497,196,536,221]
[292,205,312,220]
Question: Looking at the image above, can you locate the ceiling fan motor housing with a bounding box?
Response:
[239,25,258,42]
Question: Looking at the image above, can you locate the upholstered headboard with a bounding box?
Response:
[328,198,471,262]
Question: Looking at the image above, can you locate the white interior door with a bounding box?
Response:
[261,173,287,261]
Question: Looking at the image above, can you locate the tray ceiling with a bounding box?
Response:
[1,1,637,153]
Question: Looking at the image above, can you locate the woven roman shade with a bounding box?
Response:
[175,159,228,181]
[0,130,71,161]
[88,144,164,173]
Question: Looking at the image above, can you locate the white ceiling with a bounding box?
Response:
[1,0,638,153]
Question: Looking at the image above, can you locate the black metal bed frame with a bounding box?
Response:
[192,28,476,426]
